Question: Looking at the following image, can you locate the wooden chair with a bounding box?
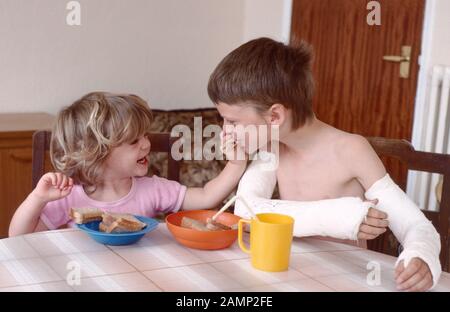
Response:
[32,130,181,189]
[366,137,450,272]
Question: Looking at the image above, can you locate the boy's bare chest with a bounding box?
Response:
[276,150,364,201]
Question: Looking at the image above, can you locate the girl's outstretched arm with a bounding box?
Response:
[9,172,73,236]
[181,132,247,210]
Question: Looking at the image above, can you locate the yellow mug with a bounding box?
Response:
[238,213,294,272]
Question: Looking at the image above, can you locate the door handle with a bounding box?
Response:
[383,55,410,62]
[383,45,412,79]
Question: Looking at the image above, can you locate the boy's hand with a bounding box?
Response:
[221,131,247,164]
[395,258,433,292]
[31,172,74,203]
[357,200,389,240]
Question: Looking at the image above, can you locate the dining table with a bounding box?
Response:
[1,223,449,292]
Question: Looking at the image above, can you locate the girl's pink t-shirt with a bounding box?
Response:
[40,176,187,230]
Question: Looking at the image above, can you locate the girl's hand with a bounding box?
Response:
[220,131,247,164]
[31,172,74,203]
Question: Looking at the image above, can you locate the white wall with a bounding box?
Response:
[243,0,291,44]
[0,0,245,113]
[428,0,450,67]
[405,0,450,200]
[8,0,448,115]
[410,0,450,151]
[0,0,291,114]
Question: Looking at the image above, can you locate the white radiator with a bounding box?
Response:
[409,66,450,211]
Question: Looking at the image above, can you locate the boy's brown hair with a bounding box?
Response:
[207,37,314,129]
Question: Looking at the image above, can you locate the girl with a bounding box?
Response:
[9,92,246,236]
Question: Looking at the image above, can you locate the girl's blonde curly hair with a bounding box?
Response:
[50,92,153,188]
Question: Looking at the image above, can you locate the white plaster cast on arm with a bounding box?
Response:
[364,174,441,288]
[235,152,371,240]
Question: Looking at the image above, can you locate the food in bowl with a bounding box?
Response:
[99,213,147,233]
[70,208,146,233]
[77,215,158,246]
[70,207,103,224]
[166,210,241,250]
[181,217,237,231]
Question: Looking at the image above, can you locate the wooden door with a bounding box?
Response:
[291,0,425,190]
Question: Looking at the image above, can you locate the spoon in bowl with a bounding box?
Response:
[206,195,259,230]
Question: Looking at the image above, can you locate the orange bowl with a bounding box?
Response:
[165,210,241,250]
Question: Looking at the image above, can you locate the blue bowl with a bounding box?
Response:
[77,215,159,246]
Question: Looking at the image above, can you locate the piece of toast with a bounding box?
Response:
[112,213,146,231]
[98,221,109,233]
[70,207,103,224]
[205,218,231,231]
[181,217,210,231]
[181,217,237,231]
[99,213,146,233]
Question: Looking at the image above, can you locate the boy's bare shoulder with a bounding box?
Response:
[322,125,371,156]
[332,131,380,167]
[331,131,386,188]
[333,132,373,156]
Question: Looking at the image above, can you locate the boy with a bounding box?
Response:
[207,38,441,291]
